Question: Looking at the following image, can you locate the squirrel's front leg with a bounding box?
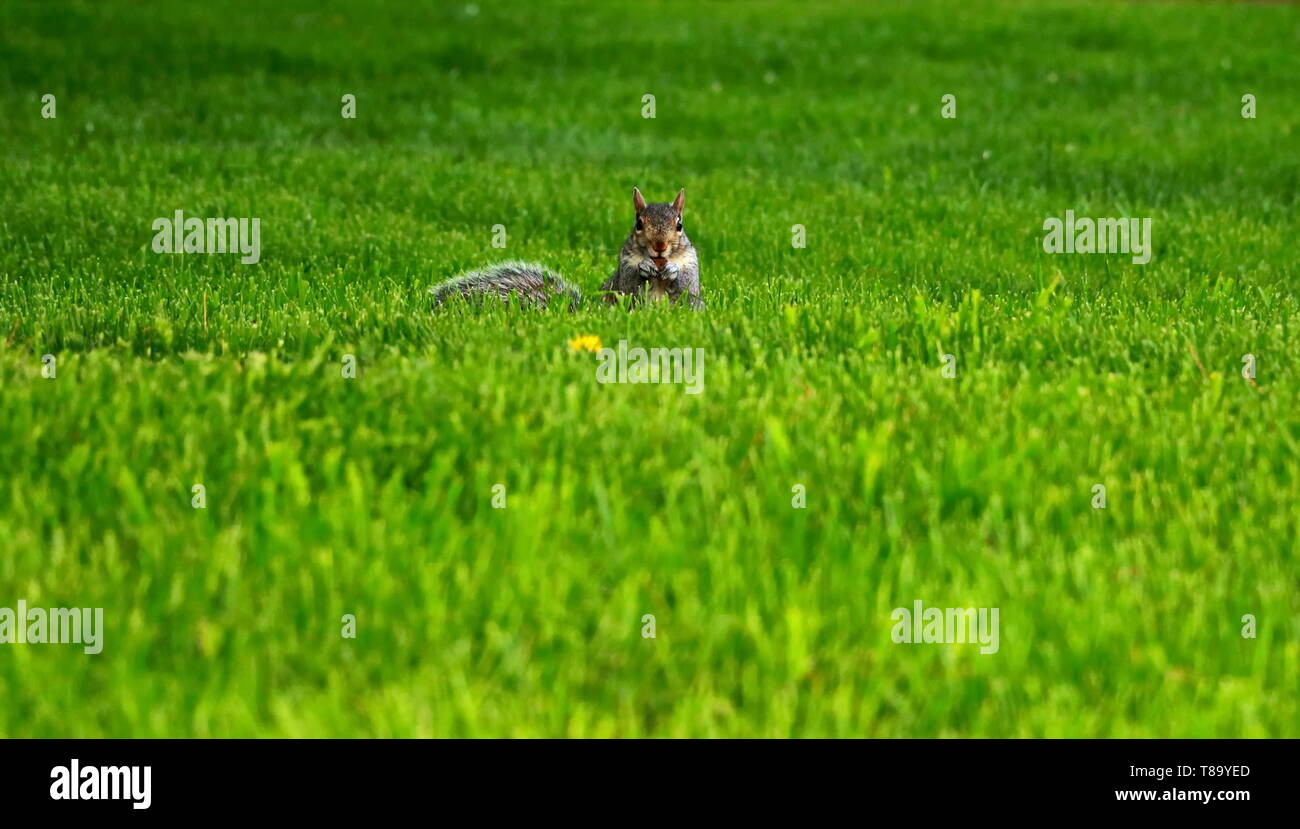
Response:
[661,261,681,281]
[636,258,657,280]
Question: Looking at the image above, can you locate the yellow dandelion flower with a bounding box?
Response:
[568,334,602,353]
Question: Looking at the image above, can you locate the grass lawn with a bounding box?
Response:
[1,0,1297,737]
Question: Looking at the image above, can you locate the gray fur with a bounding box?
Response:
[429,260,582,310]
[600,199,703,310]
[430,190,703,311]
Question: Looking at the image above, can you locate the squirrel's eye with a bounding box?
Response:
[676,221,683,232]
[635,218,644,231]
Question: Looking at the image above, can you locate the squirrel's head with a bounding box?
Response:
[631,187,686,263]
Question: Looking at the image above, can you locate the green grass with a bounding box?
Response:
[1,0,1297,737]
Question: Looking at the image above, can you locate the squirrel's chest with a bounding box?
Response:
[647,277,671,302]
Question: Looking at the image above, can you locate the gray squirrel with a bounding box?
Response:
[430,188,703,310]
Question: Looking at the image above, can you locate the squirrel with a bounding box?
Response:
[430,187,703,311]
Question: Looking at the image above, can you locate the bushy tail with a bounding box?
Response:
[430,261,583,310]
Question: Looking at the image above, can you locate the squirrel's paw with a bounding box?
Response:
[661,261,680,280]
[636,258,657,279]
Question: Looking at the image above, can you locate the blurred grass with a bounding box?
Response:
[0,0,1297,737]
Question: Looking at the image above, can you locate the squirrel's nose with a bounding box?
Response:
[653,242,667,252]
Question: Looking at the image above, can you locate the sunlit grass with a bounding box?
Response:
[0,0,1297,737]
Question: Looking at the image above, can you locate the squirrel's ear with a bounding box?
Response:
[632,187,647,213]
[672,188,685,214]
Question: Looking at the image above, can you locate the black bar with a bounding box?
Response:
[0,739,1285,817]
